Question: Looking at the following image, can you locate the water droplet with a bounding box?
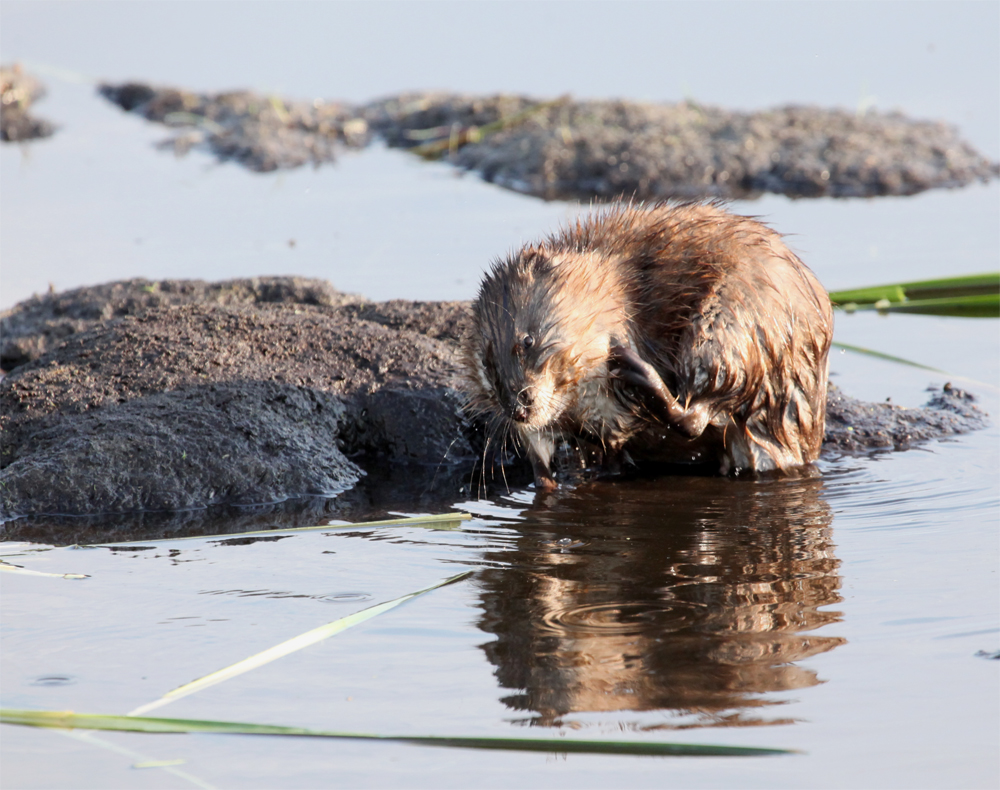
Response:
[318,592,372,604]
[31,675,76,687]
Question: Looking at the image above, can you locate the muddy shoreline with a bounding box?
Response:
[96,80,999,200]
[4,63,996,199]
[0,277,989,541]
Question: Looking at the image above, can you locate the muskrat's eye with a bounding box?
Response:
[522,334,535,350]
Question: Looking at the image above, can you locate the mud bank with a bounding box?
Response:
[0,277,989,529]
[99,82,999,199]
[0,64,55,142]
[0,278,475,523]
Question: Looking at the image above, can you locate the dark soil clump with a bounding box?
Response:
[1,64,56,142]
[823,382,989,452]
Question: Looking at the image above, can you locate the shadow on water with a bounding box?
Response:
[0,460,489,545]
[474,470,845,729]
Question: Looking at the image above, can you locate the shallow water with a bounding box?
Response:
[1,3,998,788]
[2,429,998,788]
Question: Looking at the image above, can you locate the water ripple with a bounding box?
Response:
[539,600,703,637]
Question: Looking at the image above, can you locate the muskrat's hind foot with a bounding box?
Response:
[609,345,710,439]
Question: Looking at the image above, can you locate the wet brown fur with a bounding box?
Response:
[462,201,833,488]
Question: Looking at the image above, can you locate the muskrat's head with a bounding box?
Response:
[462,246,629,434]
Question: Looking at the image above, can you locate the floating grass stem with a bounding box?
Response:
[127,570,472,716]
[0,560,88,579]
[1,709,796,758]
[93,512,472,548]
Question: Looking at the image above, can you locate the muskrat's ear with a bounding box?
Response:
[520,247,550,273]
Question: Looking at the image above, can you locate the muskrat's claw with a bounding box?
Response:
[608,345,708,439]
[609,345,664,391]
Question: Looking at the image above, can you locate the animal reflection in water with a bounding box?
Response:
[475,471,843,728]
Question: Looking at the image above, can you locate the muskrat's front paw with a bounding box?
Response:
[533,474,558,491]
[609,345,669,397]
[608,345,708,439]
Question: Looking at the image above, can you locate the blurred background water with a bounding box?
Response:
[1,0,997,309]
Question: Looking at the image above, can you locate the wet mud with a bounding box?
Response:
[0,276,359,370]
[0,64,55,142]
[98,82,368,172]
[824,381,989,453]
[0,278,989,535]
[100,82,999,199]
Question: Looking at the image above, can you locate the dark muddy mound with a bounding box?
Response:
[0,285,474,522]
[823,382,989,453]
[99,82,999,200]
[369,93,999,200]
[99,82,368,172]
[0,278,989,529]
[1,64,55,142]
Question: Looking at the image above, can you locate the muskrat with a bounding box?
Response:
[462,202,833,490]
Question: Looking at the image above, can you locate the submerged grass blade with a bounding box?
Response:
[127,570,472,716]
[59,730,217,790]
[0,560,89,579]
[832,342,996,391]
[93,512,472,548]
[832,342,947,372]
[1,709,795,757]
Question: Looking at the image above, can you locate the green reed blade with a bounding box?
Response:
[835,293,999,318]
[127,570,472,716]
[829,273,1000,317]
[1,709,795,757]
[829,273,1000,305]
[93,512,472,548]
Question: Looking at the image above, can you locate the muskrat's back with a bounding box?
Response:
[463,202,833,488]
